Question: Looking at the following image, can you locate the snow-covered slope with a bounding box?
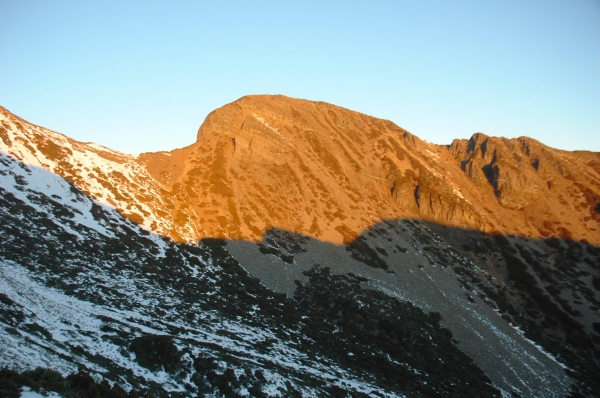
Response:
[0,107,190,240]
[0,151,501,396]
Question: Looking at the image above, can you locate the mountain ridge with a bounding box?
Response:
[1,97,600,396]
[3,95,598,246]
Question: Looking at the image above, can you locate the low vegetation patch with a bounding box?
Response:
[129,335,182,373]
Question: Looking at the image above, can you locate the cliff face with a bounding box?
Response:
[140,95,432,242]
[449,133,600,242]
[134,95,600,245]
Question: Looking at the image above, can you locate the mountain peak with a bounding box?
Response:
[1,100,600,395]
[1,99,599,246]
[139,96,600,245]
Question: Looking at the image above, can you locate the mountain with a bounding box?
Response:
[0,96,599,397]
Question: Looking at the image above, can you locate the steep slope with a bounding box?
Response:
[449,133,600,241]
[136,95,600,245]
[0,151,501,397]
[2,97,599,245]
[0,106,181,239]
[1,98,599,396]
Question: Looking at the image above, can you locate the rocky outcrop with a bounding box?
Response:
[450,133,600,242]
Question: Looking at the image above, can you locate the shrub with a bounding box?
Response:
[129,335,181,373]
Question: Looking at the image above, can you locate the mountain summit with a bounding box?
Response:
[140,94,600,245]
[2,96,598,245]
[0,98,599,397]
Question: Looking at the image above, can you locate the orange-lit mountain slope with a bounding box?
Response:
[138,95,600,244]
[2,95,599,245]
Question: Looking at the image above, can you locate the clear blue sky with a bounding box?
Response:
[1,1,599,154]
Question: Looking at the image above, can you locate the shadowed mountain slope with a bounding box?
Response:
[0,154,504,397]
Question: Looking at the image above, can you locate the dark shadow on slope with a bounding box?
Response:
[421,221,600,397]
[0,156,500,397]
[0,367,150,398]
[228,221,600,397]
[0,182,499,396]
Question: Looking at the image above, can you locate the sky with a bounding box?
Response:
[1,0,599,154]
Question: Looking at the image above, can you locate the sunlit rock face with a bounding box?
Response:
[3,96,599,245]
[148,95,599,245]
[139,94,516,243]
[449,132,600,241]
